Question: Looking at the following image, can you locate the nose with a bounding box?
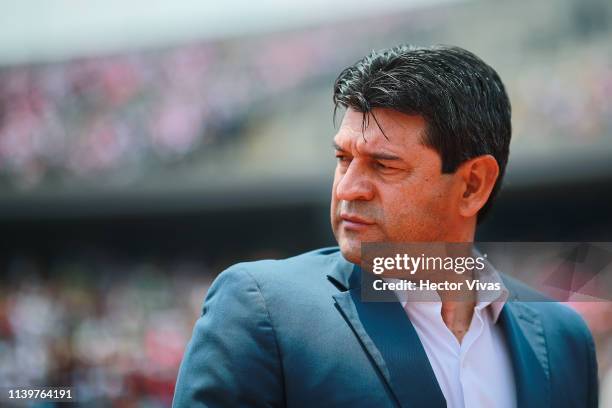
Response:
[335,159,375,202]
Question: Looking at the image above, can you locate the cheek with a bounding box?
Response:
[418,179,452,215]
[378,181,450,236]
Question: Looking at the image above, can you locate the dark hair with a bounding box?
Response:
[333,44,511,221]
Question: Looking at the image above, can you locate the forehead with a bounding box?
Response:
[334,108,427,153]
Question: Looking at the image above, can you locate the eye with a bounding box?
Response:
[336,154,351,164]
[375,161,390,170]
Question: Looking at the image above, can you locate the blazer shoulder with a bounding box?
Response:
[214,247,343,292]
[502,275,593,341]
[521,300,595,356]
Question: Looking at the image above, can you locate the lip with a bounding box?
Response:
[340,213,375,229]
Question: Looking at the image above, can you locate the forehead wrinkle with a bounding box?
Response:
[336,108,425,159]
[354,135,403,160]
[335,124,404,161]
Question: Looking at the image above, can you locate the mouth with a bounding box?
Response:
[340,214,375,230]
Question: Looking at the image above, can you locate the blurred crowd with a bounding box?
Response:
[510,40,612,153]
[1,8,610,190]
[0,254,213,407]
[1,252,612,407]
[0,27,352,190]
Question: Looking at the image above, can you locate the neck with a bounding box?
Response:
[437,265,478,344]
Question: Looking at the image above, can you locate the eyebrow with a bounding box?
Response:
[332,142,402,161]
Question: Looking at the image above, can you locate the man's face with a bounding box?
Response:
[330,108,460,264]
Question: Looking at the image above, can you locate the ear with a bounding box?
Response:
[456,155,499,218]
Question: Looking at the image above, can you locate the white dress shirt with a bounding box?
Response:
[387,267,516,408]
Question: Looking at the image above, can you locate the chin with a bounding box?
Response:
[338,239,362,265]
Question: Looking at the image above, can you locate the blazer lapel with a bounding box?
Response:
[498,297,550,407]
[328,259,446,408]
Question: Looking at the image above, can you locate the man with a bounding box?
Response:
[173,45,598,407]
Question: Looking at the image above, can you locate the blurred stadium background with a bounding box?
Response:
[1,0,612,406]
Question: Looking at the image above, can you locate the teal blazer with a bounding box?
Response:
[173,247,598,407]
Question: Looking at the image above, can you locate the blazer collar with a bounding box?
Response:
[326,250,358,291]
